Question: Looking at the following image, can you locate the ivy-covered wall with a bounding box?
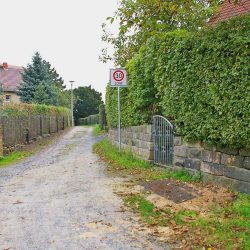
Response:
[106,14,250,149]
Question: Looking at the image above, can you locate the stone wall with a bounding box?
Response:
[108,125,250,194]
[108,125,154,161]
[174,136,250,194]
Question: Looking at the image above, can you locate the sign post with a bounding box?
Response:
[110,69,128,151]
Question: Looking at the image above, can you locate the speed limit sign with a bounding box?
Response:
[110,68,128,87]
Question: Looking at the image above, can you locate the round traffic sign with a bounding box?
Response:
[113,70,125,82]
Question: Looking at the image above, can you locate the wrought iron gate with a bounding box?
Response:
[153,115,174,166]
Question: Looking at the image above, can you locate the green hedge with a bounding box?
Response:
[78,114,99,125]
[106,15,250,149]
[0,103,70,117]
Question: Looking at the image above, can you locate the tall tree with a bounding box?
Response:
[44,61,65,89]
[18,52,63,105]
[100,0,222,66]
[73,86,103,124]
[33,82,51,105]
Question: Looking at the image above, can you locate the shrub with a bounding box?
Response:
[105,14,250,149]
[0,103,70,117]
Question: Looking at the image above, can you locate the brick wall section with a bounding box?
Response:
[209,0,250,26]
[108,125,154,161]
[174,136,250,194]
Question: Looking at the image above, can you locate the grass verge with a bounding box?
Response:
[93,138,250,249]
[0,128,70,169]
[125,193,250,249]
[0,151,32,168]
[93,138,199,182]
[92,124,106,137]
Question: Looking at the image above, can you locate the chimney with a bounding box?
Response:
[2,62,8,70]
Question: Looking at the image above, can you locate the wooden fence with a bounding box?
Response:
[0,114,71,150]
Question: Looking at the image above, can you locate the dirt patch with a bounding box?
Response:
[142,179,199,203]
[142,179,235,214]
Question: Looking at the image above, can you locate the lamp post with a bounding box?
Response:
[69,81,75,126]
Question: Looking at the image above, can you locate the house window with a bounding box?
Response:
[5,95,11,102]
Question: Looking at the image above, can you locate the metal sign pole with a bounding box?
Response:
[118,86,121,151]
[110,68,127,152]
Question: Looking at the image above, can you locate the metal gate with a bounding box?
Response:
[153,115,174,166]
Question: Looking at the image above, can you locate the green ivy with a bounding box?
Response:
[105,15,250,149]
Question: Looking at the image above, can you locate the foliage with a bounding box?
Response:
[101,0,221,66]
[73,86,103,124]
[106,15,250,148]
[33,82,51,105]
[78,114,99,126]
[0,103,70,117]
[18,52,67,106]
[99,104,107,130]
[92,124,106,137]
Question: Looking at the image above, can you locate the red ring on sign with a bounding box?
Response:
[113,70,124,82]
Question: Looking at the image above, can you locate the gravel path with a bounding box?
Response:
[0,127,168,250]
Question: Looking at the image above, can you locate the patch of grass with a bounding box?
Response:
[124,194,169,225]
[0,151,32,168]
[191,193,250,249]
[93,138,151,169]
[92,124,106,137]
[94,138,250,249]
[173,209,197,225]
[93,138,200,183]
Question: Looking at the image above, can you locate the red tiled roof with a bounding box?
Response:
[0,64,23,92]
[209,0,250,26]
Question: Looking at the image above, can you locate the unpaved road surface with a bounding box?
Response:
[0,127,168,250]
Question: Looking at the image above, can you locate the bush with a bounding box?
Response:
[105,14,250,149]
[78,114,99,125]
[0,103,70,117]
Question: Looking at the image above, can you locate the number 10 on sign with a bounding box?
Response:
[110,69,128,151]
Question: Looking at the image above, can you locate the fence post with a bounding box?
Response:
[62,116,64,130]
[56,115,59,132]
[0,126,3,157]
[40,115,43,136]
[49,116,51,134]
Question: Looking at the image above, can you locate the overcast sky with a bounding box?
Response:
[0,0,119,100]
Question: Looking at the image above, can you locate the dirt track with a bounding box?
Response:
[0,127,168,250]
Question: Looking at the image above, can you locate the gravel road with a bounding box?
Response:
[0,127,168,250]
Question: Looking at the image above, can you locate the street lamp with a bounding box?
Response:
[69,81,75,126]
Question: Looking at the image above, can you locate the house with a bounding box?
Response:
[209,0,250,26]
[0,62,23,104]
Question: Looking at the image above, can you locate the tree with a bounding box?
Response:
[73,86,103,124]
[100,0,222,66]
[33,83,51,105]
[44,61,65,89]
[18,52,65,106]
[18,52,51,102]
